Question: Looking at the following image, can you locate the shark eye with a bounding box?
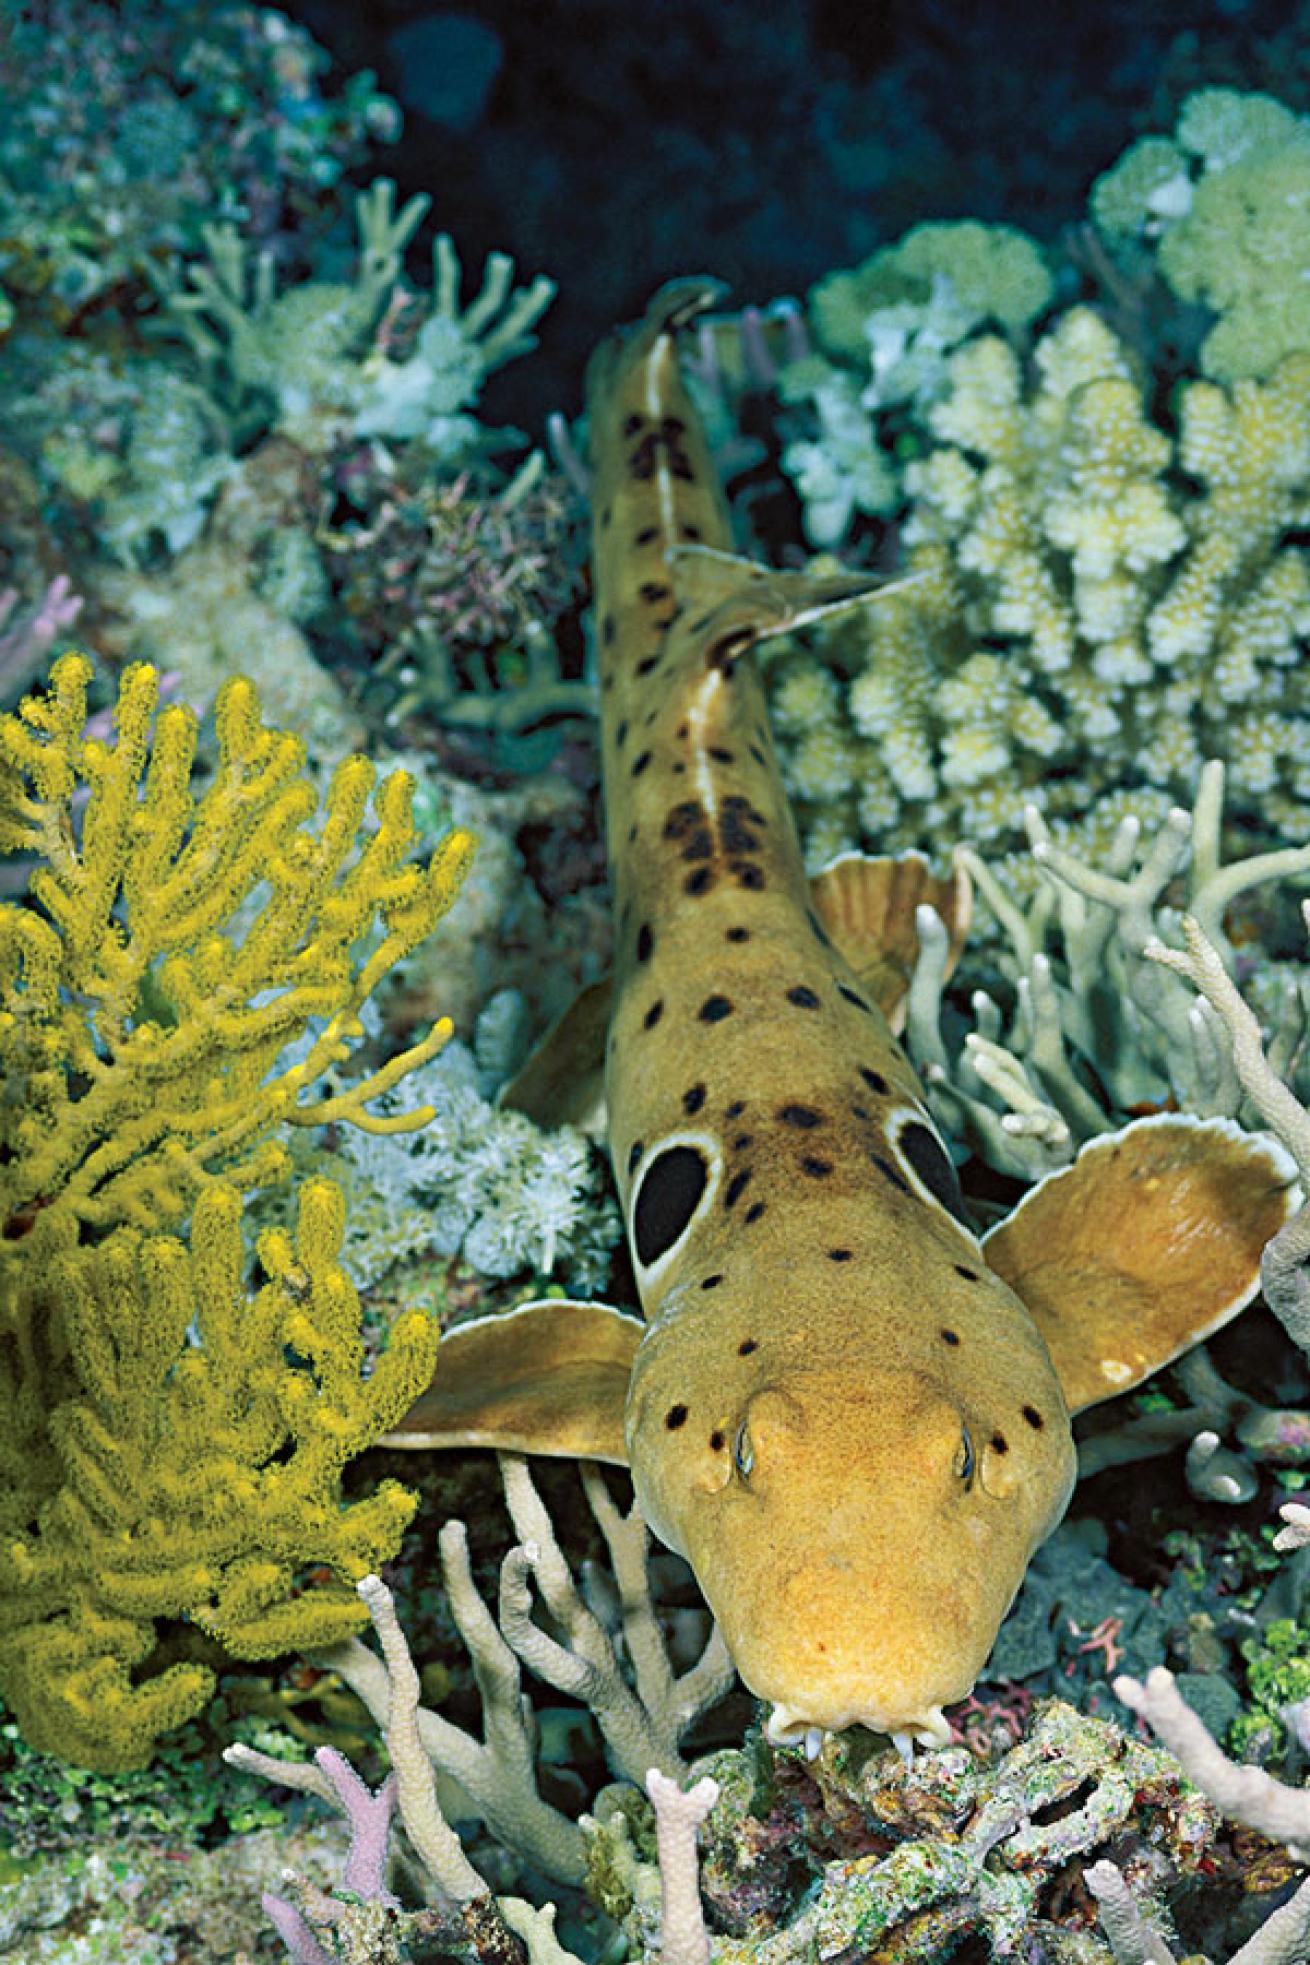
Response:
[733,1422,754,1480]
[957,1425,975,1487]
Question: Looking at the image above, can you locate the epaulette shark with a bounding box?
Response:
[384,280,1298,1758]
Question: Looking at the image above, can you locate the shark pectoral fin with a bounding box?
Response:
[981,1114,1300,1415]
[379,1297,641,1464]
[498,975,613,1135]
[807,850,972,1031]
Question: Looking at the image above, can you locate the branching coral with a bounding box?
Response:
[1092,86,1310,383]
[308,1454,732,1888]
[906,764,1310,1182]
[0,653,475,1247]
[166,180,555,468]
[0,653,476,1770]
[763,302,1310,861]
[0,1181,439,1774]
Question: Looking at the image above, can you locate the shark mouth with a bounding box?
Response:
[766,1702,951,1759]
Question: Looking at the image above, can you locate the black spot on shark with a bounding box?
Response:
[633,1144,711,1267]
[895,1116,974,1231]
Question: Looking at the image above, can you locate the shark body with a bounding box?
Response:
[386,282,1296,1752]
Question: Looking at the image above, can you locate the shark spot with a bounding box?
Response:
[699,995,733,1022]
[787,986,821,1009]
[872,1152,911,1195]
[899,1121,972,1227]
[677,721,690,739]
[851,1104,871,1121]
[828,1248,853,1262]
[681,523,702,540]
[709,1429,725,1451]
[955,1264,980,1282]
[600,506,613,529]
[738,1338,757,1355]
[639,581,672,604]
[941,1328,960,1346]
[635,525,659,545]
[672,762,687,774]
[744,1201,766,1222]
[603,613,617,645]
[734,864,766,890]
[708,629,755,675]
[689,614,715,635]
[685,867,714,895]
[701,1273,724,1290]
[725,1100,746,1118]
[860,1067,890,1095]
[664,800,705,837]
[636,655,661,676]
[661,415,687,435]
[724,1168,752,1208]
[807,909,833,947]
[801,1156,833,1177]
[991,1433,1009,1455]
[643,1000,664,1030]
[671,455,696,482]
[732,1132,753,1150]
[628,824,638,844]
[636,923,654,961]
[722,807,761,852]
[726,926,750,942]
[682,828,714,861]
[838,985,872,1013]
[779,1104,823,1128]
[622,413,645,436]
[631,751,653,777]
[683,1084,706,1114]
[709,745,735,763]
[627,1140,644,1173]
[665,1403,688,1429]
[1022,1406,1045,1430]
[616,718,629,748]
[749,743,768,765]
[634,1145,709,1266]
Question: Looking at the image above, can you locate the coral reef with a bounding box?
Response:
[763,299,1310,863]
[0,656,476,1770]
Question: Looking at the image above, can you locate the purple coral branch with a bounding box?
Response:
[0,575,83,701]
[315,1747,402,1906]
[260,1890,336,1965]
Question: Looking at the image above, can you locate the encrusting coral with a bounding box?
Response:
[0,653,476,1770]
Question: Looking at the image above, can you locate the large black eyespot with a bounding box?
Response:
[957,1425,975,1487]
[633,1145,709,1266]
[733,1422,754,1480]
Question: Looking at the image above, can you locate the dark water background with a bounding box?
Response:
[281,0,1296,421]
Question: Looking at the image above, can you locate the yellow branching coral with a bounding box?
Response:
[0,1179,439,1771]
[0,653,475,1769]
[0,652,476,1246]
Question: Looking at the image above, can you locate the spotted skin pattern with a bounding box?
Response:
[588,282,1077,1749]
[385,283,1296,1761]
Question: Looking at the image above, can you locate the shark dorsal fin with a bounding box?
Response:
[808,850,972,1030]
[982,1114,1299,1414]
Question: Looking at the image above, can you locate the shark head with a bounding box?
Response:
[625,1264,1076,1746]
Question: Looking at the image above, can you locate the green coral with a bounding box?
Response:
[763,306,1310,863]
[1092,86,1310,382]
[166,180,555,466]
[776,219,1053,547]
[0,0,397,331]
